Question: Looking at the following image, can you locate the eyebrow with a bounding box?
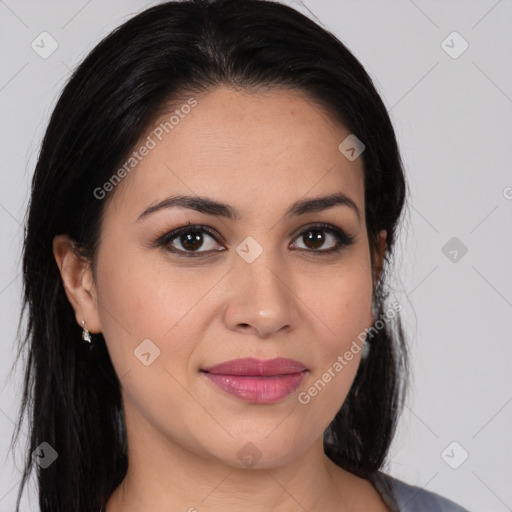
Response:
[136,192,360,222]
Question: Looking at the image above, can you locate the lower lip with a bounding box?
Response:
[202,371,307,404]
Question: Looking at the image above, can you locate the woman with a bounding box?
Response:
[12,0,470,510]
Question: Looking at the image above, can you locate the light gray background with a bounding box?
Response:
[1,0,511,510]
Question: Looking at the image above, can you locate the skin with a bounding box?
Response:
[53,86,389,512]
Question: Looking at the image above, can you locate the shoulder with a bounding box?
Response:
[371,471,471,512]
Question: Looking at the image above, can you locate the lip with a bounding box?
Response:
[203,357,307,376]
[201,357,308,404]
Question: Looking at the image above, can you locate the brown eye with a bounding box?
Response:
[159,225,224,256]
[179,231,206,251]
[302,229,327,250]
[156,223,355,258]
[291,223,356,254]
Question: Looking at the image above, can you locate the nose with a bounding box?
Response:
[222,252,300,338]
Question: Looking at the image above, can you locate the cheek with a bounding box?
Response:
[93,247,209,429]
[304,255,374,347]
[93,244,210,376]
[296,254,373,414]
[97,239,204,330]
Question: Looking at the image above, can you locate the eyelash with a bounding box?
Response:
[155,222,356,258]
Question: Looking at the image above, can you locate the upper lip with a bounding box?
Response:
[202,357,308,376]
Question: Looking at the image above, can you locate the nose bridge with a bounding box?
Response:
[224,236,298,336]
[242,249,285,304]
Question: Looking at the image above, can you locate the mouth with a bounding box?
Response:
[200,357,308,404]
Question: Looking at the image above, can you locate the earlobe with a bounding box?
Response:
[52,234,102,333]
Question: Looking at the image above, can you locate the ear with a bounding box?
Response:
[368,229,387,325]
[52,234,102,333]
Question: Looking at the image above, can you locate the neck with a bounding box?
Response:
[105,438,356,512]
[105,395,388,512]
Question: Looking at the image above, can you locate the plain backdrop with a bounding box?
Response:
[1,0,511,510]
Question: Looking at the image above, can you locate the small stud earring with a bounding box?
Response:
[81,319,92,343]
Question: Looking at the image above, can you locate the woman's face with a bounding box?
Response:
[88,86,384,468]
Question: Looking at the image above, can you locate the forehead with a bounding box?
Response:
[107,86,365,223]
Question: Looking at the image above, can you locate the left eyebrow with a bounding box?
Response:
[136,192,360,223]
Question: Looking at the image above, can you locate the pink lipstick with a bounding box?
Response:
[201,357,308,404]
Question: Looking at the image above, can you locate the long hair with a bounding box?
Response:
[11,1,409,510]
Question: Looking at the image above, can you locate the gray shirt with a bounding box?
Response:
[371,471,471,511]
